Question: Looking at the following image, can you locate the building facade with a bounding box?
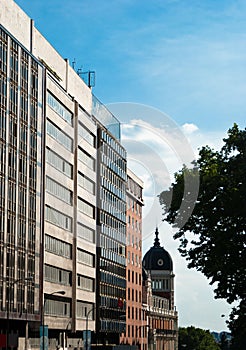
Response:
[0,0,128,348]
[95,109,127,347]
[0,20,43,343]
[142,228,178,350]
[120,170,145,349]
[0,2,179,350]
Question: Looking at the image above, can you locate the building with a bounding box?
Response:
[0,15,43,346]
[95,108,127,347]
[44,77,98,347]
[0,2,179,350]
[142,228,178,350]
[120,169,145,349]
[0,0,128,348]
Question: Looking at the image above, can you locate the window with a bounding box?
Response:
[77,275,94,291]
[78,172,95,194]
[46,147,72,178]
[46,119,73,151]
[29,161,36,189]
[77,248,94,267]
[127,232,130,246]
[46,176,72,204]
[45,234,72,258]
[78,123,95,147]
[77,301,94,319]
[45,205,72,231]
[127,251,130,264]
[47,91,73,125]
[77,223,95,243]
[78,147,95,170]
[9,84,18,116]
[45,264,71,285]
[132,217,134,229]
[78,198,94,218]
[165,279,169,289]
[0,30,8,75]
[44,299,70,317]
[30,130,37,159]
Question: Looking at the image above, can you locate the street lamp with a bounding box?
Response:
[42,290,66,350]
[6,276,33,350]
[85,305,105,350]
[85,306,96,350]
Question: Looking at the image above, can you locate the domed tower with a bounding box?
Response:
[142,227,175,310]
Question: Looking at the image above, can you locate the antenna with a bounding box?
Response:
[77,69,96,88]
[72,58,76,70]
[77,67,83,76]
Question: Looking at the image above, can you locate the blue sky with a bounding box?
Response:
[14,0,246,332]
[15,0,246,132]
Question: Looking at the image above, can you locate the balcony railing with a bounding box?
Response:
[92,95,121,141]
[155,329,177,337]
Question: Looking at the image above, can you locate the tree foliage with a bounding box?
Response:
[159,124,246,347]
[178,326,220,350]
[228,299,246,350]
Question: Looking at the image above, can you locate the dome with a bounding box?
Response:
[143,228,173,271]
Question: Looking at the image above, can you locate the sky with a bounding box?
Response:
[14,0,246,332]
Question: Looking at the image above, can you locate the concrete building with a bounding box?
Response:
[120,169,145,349]
[0,0,127,348]
[142,228,178,350]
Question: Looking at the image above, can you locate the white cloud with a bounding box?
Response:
[182,123,199,134]
[121,114,231,331]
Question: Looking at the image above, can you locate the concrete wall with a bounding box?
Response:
[0,0,31,50]
[0,0,92,113]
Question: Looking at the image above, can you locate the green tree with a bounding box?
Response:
[159,124,246,349]
[228,299,246,350]
[178,326,220,350]
[220,332,230,350]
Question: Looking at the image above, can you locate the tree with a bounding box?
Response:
[220,331,230,350]
[159,124,246,348]
[178,326,220,350]
[228,299,246,350]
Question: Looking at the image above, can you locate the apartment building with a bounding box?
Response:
[0,0,128,348]
[120,170,145,349]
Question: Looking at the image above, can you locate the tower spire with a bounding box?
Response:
[154,227,160,247]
